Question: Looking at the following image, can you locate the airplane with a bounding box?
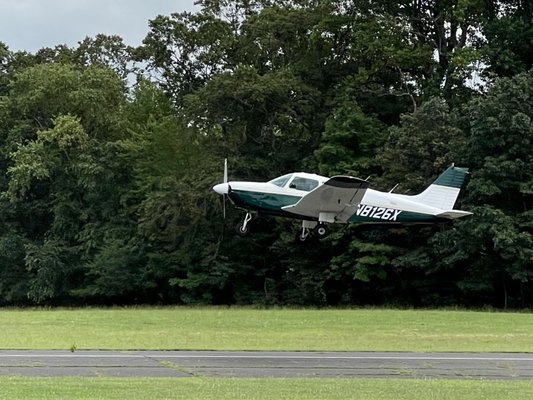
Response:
[213,160,472,241]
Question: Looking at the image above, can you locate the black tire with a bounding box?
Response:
[236,222,250,236]
[314,223,329,238]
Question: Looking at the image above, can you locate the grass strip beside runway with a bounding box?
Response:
[0,377,531,400]
[0,307,533,352]
[1,307,533,352]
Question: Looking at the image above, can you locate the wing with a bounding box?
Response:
[282,176,369,222]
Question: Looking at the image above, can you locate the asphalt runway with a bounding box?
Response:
[0,350,532,379]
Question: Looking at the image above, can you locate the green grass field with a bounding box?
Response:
[2,307,532,400]
[0,377,532,400]
[1,307,532,352]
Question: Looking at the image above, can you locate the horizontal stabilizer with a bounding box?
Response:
[437,210,473,219]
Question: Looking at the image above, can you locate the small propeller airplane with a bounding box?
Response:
[213,160,472,241]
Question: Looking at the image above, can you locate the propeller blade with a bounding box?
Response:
[223,158,228,219]
[223,193,226,219]
[223,158,228,183]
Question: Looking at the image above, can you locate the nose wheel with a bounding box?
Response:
[236,212,253,236]
[296,227,312,243]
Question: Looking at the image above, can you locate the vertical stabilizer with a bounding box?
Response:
[411,166,469,210]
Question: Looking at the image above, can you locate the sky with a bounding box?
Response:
[0,0,198,53]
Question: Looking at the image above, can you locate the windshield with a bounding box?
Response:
[269,174,293,188]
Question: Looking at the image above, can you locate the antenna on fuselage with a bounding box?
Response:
[388,183,399,193]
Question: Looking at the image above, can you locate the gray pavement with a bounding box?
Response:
[0,350,532,379]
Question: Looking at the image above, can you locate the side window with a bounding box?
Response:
[289,178,319,192]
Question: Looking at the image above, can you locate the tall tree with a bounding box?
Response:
[398,71,533,308]
[74,35,134,80]
[379,98,467,192]
[4,63,131,303]
[482,0,533,78]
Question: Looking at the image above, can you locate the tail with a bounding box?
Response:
[411,166,470,212]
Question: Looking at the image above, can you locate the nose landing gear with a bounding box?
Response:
[236,212,253,236]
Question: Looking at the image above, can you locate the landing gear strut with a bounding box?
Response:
[296,226,313,243]
[236,212,253,236]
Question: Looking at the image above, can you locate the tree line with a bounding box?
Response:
[0,0,531,308]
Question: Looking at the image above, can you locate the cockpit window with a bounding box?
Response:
[269,174,293,187]
[289,177,319,192]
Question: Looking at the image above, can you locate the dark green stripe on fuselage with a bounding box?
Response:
[229,190,306,218]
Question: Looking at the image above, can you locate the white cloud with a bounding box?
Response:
[0,0,198,52]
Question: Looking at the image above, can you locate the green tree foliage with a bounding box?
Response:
[184,65,320,175]
[0,0,531,308]
[0,232,28,305]
[379,98,466,192]
[2,61,133,304]
[392,72,533,308]
[447,72,533,307]
[315,99,385,178]
[74,34,134,80]
[482,1,533,78]
[119,80,230,304]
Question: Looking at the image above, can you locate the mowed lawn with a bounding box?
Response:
[0,307,532,352]
[0,377,532,400]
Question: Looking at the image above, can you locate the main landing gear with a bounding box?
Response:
[296,221,330,243]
